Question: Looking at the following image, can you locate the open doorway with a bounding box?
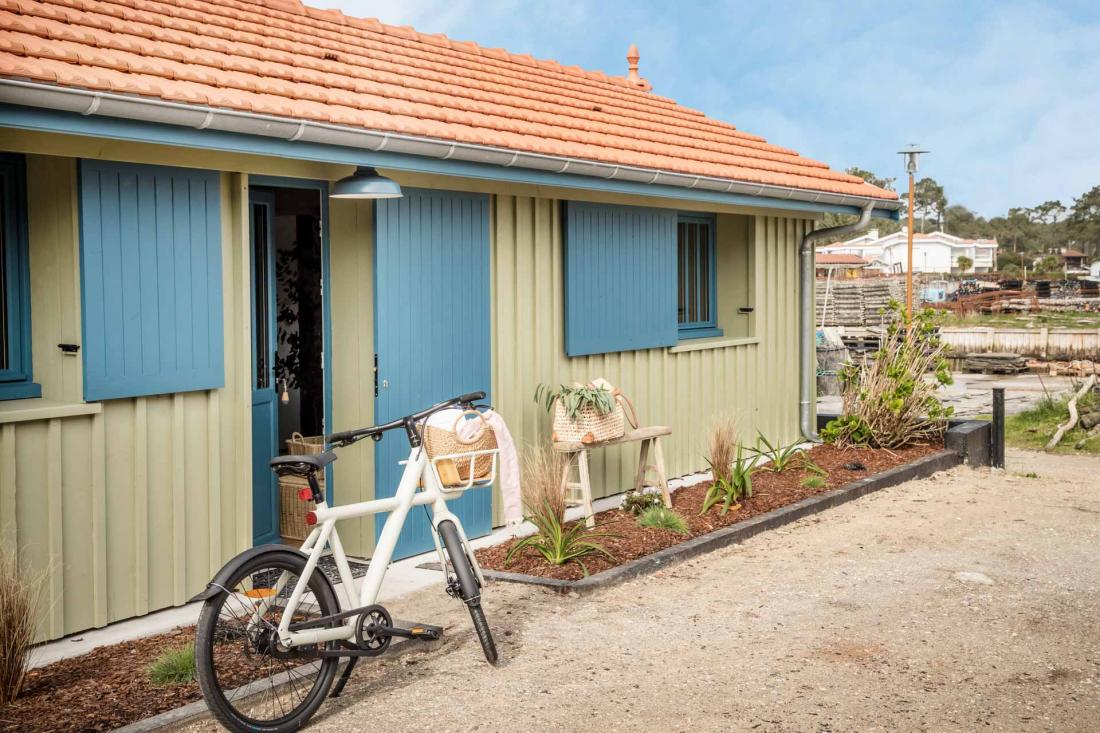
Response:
[250,184,327,546]
[272,187,325,445]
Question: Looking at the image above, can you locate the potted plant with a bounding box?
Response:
[534,379,627,444]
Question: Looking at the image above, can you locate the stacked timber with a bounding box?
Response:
[815,279,905,327]
[862,280,903,325]
[963,352,1028,374]
[1027,360,1100,377]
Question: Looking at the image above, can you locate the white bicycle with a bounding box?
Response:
[191,391,498,733]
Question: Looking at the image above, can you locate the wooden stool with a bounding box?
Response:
[553,426,673,528]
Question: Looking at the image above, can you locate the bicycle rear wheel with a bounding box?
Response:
[194,550,340,733]
[438,519,498,665]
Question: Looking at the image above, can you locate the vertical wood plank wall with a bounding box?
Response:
[327,197,377,558]
[0,140,810,640]
[491,195,807,524]
[2,159,252,641]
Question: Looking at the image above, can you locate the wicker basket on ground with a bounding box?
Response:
[279,432,326,542]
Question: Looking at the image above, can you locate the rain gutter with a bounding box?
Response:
[0,79,901,219]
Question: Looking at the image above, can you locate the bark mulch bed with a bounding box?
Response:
[1,627,204,733]
[1,623,305,733]
[1,556,371,733]
[476,441,942,582]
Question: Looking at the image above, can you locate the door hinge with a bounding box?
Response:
[373,353,379,398]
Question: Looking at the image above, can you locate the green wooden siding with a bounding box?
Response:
[1,133,810,641]
[3,158,252,641]
[491,195,807,522]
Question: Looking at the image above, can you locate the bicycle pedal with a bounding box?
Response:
[406,623,442,641]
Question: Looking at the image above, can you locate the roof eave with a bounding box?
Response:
[0,79,901,219]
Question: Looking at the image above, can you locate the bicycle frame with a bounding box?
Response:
[252,445,485,649]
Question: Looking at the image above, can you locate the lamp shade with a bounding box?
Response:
[331,166,403,199]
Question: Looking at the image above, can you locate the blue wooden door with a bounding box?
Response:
[249,190,279,545]
[374,189,492,559]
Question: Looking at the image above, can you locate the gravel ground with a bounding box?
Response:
[179,448,1100,732]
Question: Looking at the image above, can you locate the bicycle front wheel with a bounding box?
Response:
[438,520,499,665]
[194,550,340,733]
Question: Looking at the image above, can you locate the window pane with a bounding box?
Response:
[676,218,713,330]
[687,222,698,323]
[0,174,8,371]
[677,224,686,323]
[698,222,711,322]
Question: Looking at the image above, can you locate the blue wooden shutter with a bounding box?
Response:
[563,201,677,356]
[79,161,224,401]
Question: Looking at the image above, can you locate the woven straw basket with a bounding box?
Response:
[552,400,624,443]
[550,379,638,444]
[423,411,497,488]
[279,432,325,541]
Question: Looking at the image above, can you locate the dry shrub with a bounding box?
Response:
[0,549,44,704]
[825,302,953,449]
[707,415,739,483]
[520,444,567,523]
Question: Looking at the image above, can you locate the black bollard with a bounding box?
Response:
[991,387,1005,468]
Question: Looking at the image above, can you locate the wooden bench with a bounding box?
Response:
[552,426,673,528]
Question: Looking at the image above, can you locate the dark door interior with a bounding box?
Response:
[250,185,325,546]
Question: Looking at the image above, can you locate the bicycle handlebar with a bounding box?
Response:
[325,391,487,447]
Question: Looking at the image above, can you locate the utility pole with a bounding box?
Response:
[898,145,928,321]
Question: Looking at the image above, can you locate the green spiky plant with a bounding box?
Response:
[505,502,617,576]
[506,446,616,576]
[148,643,196,685]
[701,444,759,516]
[637,506,690,535]
[799,454,827,476]
[752,431,804,472]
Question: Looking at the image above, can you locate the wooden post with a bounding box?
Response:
[577,450,595,528]
[906,171,915,322]
[991,388,1005,469]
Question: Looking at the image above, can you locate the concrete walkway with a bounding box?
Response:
[177,448,1100,732]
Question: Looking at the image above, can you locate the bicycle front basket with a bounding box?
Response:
[423,412,498,491]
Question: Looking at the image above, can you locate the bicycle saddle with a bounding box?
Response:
[270,451,337,474]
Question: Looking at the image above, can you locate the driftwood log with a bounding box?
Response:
[1046,375,1098,451]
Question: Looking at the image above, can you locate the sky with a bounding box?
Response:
[326,0,1100,218]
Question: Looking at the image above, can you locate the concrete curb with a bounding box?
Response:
[480,449,963,595]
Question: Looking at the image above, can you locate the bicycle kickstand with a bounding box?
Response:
[330,656,359,698]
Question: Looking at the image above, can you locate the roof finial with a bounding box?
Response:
[626,44,641,83]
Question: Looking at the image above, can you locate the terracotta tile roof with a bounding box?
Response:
[815,253,867,266]
[1061,248,1087,258]
[0,0,896,201]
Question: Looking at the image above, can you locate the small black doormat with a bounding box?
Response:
[252,555,370,594]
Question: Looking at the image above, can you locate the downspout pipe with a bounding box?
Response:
[799,201,876,442]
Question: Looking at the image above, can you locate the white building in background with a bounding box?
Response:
[820,228,999,274]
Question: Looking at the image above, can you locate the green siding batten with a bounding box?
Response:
[79,161,224,401]
[563,201,677,356]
